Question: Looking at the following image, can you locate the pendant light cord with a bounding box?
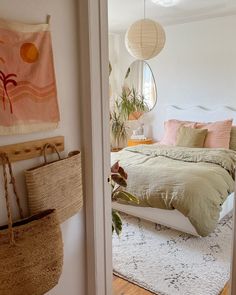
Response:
[144,0,146,19]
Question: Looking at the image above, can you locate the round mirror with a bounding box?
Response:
[123,60,157,114]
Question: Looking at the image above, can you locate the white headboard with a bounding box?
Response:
[166,105,236,124]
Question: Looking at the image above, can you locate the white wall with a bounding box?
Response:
[109,33,122,108]
[110,15,236,140]
[0,1,85,294]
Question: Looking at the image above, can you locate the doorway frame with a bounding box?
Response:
[78,0,236,294]
[78,0,112,294]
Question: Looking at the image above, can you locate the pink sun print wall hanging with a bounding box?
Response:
[0,18,60,135]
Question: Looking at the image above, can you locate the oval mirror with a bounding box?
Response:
[123,60,157,115]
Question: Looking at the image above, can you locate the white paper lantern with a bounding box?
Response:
[125,19,166,60]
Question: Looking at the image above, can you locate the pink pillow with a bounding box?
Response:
[160,120,196,146]
[196,119,233,148]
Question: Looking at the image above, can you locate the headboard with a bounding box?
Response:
[166,106,236,124]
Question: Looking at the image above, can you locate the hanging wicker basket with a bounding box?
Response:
[25,144,83,223]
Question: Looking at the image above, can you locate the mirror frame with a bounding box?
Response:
[124,60,157,113]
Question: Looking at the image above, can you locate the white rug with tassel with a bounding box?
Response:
[113,213,232,295]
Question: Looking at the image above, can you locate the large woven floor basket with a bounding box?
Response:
[25,145,83,223]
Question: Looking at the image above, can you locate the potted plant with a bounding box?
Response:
[110,109,128,151]
[110,161,139,235]
[119,87,149,120]
[110,87,149,149]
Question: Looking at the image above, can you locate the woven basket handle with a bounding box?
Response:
[0,153,24,245]
[43,143,61,163]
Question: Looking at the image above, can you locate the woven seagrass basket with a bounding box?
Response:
[25,144,83,223]
[0,153,63,295]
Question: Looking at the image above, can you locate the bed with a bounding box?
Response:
[112,106,236,236]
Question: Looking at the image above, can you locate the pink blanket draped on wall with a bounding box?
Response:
[0,18,60,135]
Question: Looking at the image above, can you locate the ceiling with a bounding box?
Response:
[108,0,236,32]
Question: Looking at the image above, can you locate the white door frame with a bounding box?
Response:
[230,189,236,294]
[78,0,236,294]
[78,0,112,294]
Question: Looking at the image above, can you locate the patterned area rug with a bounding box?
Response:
[113,213,232,295]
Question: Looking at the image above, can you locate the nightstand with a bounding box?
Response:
[111,147,123,152]
[127,138,153,147]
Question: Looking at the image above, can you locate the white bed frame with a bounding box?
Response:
[112,106,236,236]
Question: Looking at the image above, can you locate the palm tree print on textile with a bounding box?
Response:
[0,19,60,135]
[0,71,17,114]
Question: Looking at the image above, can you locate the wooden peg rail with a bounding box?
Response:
[0,136,64,164]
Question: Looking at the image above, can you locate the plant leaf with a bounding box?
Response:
[125,67,130,79]
[118,166,128,180]
[113,190,139,204]
[109,62,112,76]
[111,161,119,173]
[111,174,127,187]
[112,210,122,236]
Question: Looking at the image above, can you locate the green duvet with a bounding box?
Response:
[111,145,236,236]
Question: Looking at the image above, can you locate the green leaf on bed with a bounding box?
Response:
[113,190,139,204]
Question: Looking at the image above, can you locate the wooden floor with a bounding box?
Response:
[113,276,229,295]
[221,283,230,295]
